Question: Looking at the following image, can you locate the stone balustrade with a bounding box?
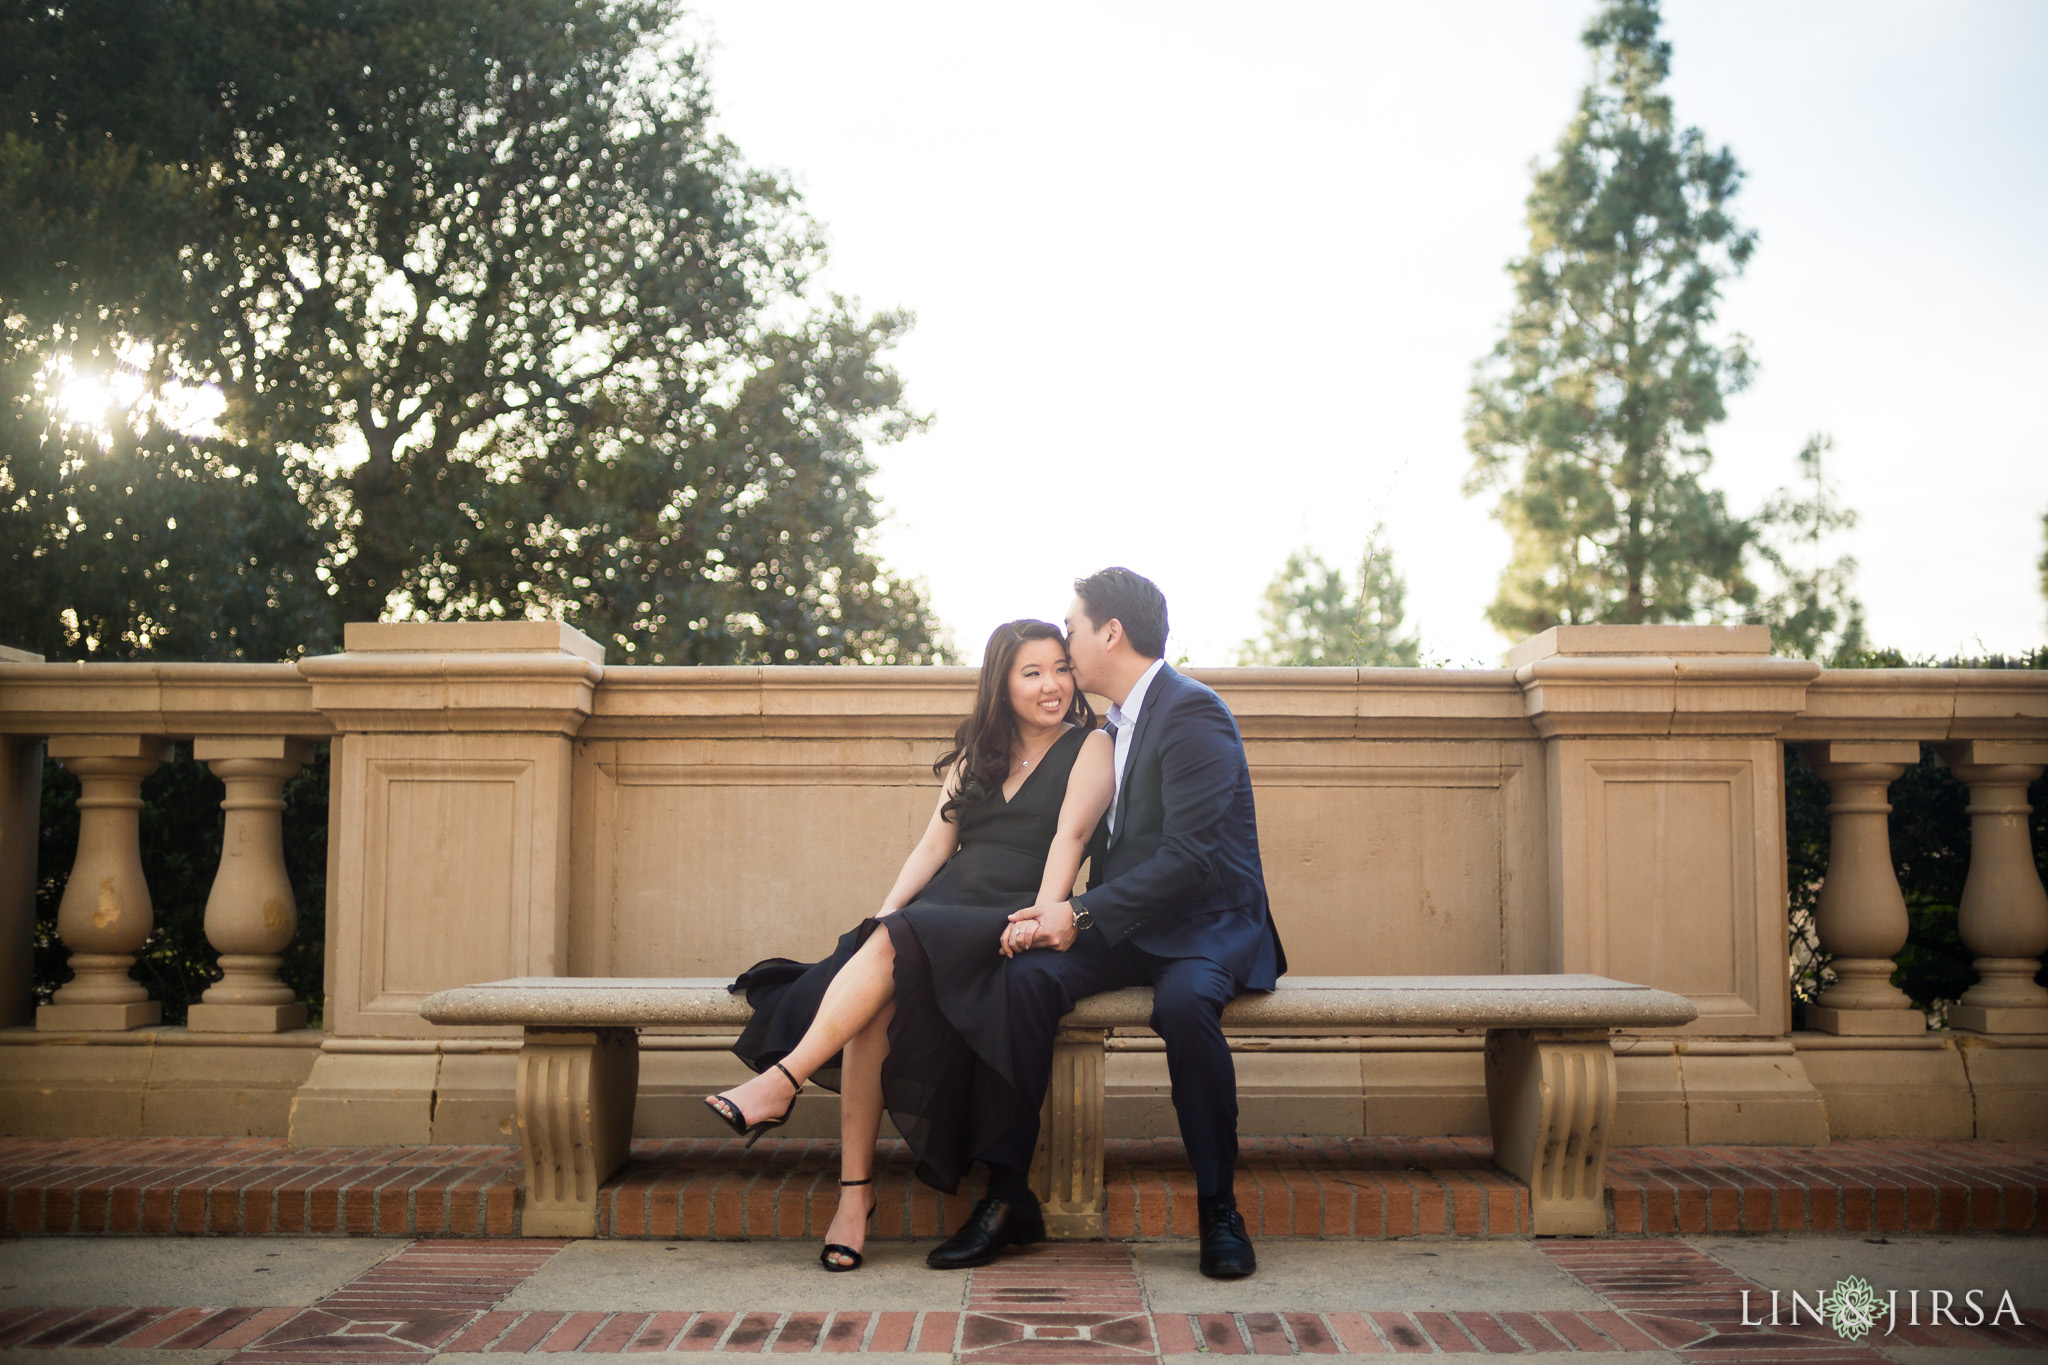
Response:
[0,622,2042,1146]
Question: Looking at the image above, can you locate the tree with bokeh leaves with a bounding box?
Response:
[1751,434,1866,664]
[1240,525,1420,667]
[1465,0,1756,640]
[0,0,946,666]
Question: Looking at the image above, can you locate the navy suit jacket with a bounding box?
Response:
[1071,664,1286,991]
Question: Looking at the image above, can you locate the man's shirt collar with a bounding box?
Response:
[1106,658,1167,732]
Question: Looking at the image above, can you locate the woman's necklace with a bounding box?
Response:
[1015,730,1062,771]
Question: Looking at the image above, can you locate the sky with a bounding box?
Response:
[680,0,2048,666]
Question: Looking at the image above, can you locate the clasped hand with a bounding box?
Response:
[1000,900,1075,957]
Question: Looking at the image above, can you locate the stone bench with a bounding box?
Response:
[418,974,1697,1238]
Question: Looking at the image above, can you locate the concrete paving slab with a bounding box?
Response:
[0,1238,403,1308]
[1691,1235,2048,1308]
[1136,1240,1606,1312]
[498,1240,973,1312]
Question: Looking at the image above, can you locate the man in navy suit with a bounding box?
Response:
[926,567,1286,1278]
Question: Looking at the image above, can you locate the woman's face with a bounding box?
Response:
[1007,637,1076,732]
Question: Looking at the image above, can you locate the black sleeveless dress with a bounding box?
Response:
[730,724,1090,1193]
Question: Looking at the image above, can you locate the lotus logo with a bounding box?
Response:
[1823,1276,1882,1343]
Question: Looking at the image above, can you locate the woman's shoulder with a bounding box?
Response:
[1036,723,1096,776]
[1043,722,1089,759]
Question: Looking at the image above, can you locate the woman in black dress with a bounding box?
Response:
[705,619,1114,1270]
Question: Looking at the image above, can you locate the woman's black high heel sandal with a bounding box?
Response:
[820,1177,875,1272]
[702,1061,801,1148]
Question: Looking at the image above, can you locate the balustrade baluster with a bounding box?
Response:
[1801,741,1926,1034]
[1937,741,2048,1034]
[188,737,315,1033]
[37,735,172,1031]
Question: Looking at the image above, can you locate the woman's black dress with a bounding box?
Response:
[730,724,1090,1193]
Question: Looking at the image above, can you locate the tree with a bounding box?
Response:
[0,0,946,665]
[2038,507,2047,624]
[1750,433,1865,664]
[1465,0,1757,641]
[1240,525,1421,667]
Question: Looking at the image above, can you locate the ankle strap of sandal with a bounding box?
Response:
[774,1061,801,1090]
[840,1176,874,1187]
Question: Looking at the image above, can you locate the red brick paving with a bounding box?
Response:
[7,1295,2046,1356]
[3,1152,2047,1357]
[6,1133,2045,1240]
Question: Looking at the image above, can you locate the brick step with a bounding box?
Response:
[2,1135,2043,1239]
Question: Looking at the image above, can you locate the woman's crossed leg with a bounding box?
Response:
[707,925,897,1265]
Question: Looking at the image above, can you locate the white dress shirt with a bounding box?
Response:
[1105,658,1166,836]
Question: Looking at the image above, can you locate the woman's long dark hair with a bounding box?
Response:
[933,619,1096,824]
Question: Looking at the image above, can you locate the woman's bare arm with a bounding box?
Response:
[1029,730,1115,909]
[876,771,964,915]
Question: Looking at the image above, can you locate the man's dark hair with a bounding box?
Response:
[1073,567,1168,659]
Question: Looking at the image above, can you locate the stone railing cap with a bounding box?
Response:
[343,620,604,663]
[1505,624,1772,670]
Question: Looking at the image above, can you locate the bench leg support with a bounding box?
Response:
[516,1027,639,1237]
[1484,1028,1614,1237]
[1031,1027,1108,1238]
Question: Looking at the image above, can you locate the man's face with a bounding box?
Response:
[1063,595,1111,691]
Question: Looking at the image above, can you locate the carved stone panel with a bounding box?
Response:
[331,733,573,1036]
[1550,742,1786,1034]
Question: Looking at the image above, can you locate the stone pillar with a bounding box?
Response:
[290,621,601,1145]
[1937,741,2048,1035]
[0,732,43,1029]
[37,735,173,1031]
[1515,624,1830,1143]
[188,737,316,1033]
[1800,741,1926,1035]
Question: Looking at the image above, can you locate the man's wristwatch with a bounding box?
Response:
[1070,905,1094,931]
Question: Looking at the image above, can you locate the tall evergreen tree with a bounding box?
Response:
[1240,525,1420,667]
[1465,0,1757,640]
[0,0,946,665]
[1751,434,1866,664]
[2038,507,2047,624]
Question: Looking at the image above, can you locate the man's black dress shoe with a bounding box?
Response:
[926,1195,1046,1269]
[1198,1197,1256,1278]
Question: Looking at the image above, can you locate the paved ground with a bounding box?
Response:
[2,1234,2045,1363]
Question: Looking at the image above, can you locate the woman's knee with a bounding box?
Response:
[1004,949,1070,1000]
[858,999,895,1038]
